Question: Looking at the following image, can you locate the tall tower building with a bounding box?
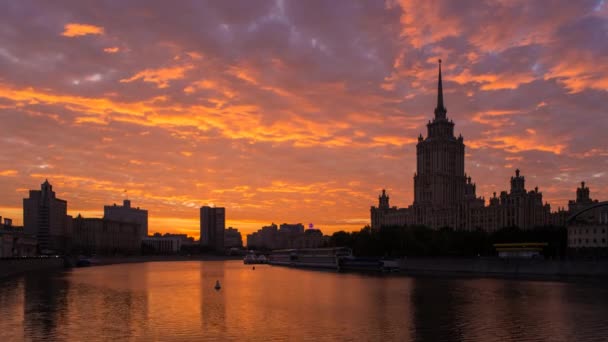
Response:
[23,180,70,252]
[413,60,466,208]
[200,206,225,251]
[104,199,148,237]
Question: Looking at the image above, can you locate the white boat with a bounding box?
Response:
[243,252,268,264]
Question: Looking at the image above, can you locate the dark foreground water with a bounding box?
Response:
[1,260,607,341]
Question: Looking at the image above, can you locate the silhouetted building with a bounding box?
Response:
[23,180,72,252]
[567,182,608,251]
[0,217,37,257]
[104,199,148,237]
[142,236,182,254]
[224,227,243,248]
[200,206,225,251]
[247,223,278,249]
[72,216,142,255]
[371,61,553,231]
[247,223,325,249]
[279,223,305,234]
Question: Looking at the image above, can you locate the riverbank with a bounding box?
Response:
[0,257,65,279]
[398,257,608,279]
[0,255,243,279]
[86,254,243,267]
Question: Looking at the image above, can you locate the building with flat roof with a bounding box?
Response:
[247,223,326,250]
[104,199,148,237]
[224,227,243,248]
[72,216,142,255]
[142,236,182,254]
[200,206,225,251]
[279,223,304,234]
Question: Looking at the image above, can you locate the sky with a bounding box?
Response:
[1,0,607,239]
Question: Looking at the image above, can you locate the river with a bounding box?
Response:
[0,260,606,341]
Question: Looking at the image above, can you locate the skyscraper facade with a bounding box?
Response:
[23,180,72,252]
[200,206,225,251]
[371,61,553,231]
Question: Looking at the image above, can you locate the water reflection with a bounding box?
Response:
[0,261,607,341]
[200,261,226,336]
[410,278,465,342]
[23,271,69,341]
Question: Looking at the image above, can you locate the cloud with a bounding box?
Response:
[104,47,119,53]
[0,170,18,176]
[62,23,104,37]
[120,64,194,88]
[0,1,607,237]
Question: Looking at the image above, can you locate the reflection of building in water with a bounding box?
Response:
[64,266,149,340]
[246,223,325,249]
[371,61,600,232]
[23,272,69,340]
[23,180,72,252]
[410,278,464,342]
[200,263,226,335]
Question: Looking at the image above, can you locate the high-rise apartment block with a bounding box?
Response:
[200,206,225,251]
[23,180,72,252]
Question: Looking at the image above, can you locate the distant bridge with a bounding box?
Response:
[566,201,608,224]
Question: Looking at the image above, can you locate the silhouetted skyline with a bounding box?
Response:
[1,1,607,238]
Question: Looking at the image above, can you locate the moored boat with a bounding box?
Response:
[269,247,352,270]
[339,256,401,272]
[243,252,268,264]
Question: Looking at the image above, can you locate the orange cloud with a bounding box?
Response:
[62,23,104,37]
[468,135,566,155]
[103,47,119,53]
[120,65,194,88]
[545,59,608,93]
[452,69,536,90]
[0,170,18,176]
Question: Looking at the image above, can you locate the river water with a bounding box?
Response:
[0,260,607,341]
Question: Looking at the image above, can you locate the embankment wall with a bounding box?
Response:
[0,257,65,278]
[399,258,608,278]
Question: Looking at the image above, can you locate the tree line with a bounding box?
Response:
[326,225,568,258]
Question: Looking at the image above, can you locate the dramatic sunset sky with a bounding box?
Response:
[1,1,607,238]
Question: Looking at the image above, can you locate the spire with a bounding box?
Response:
[434,59,447,119]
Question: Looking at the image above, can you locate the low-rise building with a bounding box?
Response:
[142,236,182,254]
[247,223,326,250]
[72,216,142,255]
[224,227,243,248]
[569,225,608,249]
[566,182,608,254]
[0,217,37,257]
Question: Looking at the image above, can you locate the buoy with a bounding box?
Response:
[214,280,221,290]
